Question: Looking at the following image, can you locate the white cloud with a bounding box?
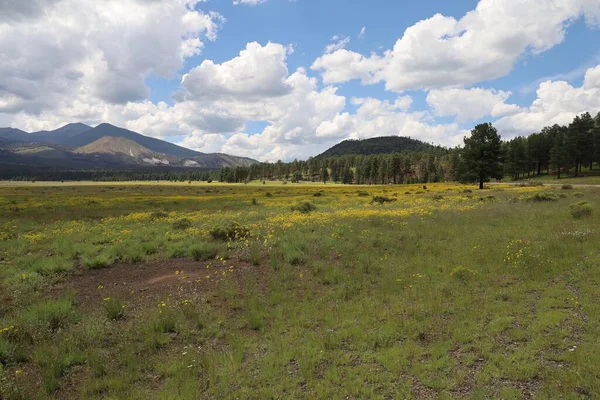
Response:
[0,0,224,113]
[426,88,522,123]
[182,42,293,100]
[233,0,267,5]
[312,0,600,91]
[358,26,366,39]
[495,64,600,137]
[325,36,351,54]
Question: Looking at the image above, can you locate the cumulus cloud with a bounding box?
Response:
[426,88,522,123]
[312,0,600,91]
[495,64,600,137]
[182,42,293,100]
[0,0,224,113]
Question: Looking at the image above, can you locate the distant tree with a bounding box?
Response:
[460,123,503,189]
[320,165,329,184]
[549,131,569,179]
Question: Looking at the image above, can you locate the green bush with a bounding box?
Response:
[190,243,219,261]
[570,201,593,219]
[291,202,317,213]
[149,211,169,221]
[527,192,559,202]
[210,223,250,241]
[450,266,477,282]
[172,218,192,230]
[370,196,397,205]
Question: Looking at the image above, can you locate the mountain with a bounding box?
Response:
[0,123,257,169]
[316,136,433,158]
[31,123,92,145]
[0,127,28,142]
[68,123,202,159]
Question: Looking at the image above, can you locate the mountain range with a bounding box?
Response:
[0,123,256,169]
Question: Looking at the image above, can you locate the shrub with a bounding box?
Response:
[527,192,559,202]
[570,201,593,219]
[370,196,397,205]
[450,266,477,282]
[561,184,573,190]
[190,243,219,261]
[291,202,317,214]
[149,211,169,221]
[103,298,125,320]
[210,223,250,241]
[573,192,585,198]
[82,254,114,269]
[172,218,192,230]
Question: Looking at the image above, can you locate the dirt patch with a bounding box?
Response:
[51,258,268,312]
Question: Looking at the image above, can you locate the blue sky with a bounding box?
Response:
[1,0,600,160]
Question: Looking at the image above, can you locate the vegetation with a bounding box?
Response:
[0,182,599,398]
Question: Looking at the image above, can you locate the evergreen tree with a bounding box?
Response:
[460,123,503,189]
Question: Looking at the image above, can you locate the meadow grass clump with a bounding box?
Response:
[313,191,324,197]
[24,295,75,333]
[33,342,85,394]
[291,201,317,213]
[432,194,444,201]
[210,223,250,241]
[370,196,397,205]
[570,201,593,219]
[81,253,115,269]
[527,192,559,202]
[265,192,273,197]
[172,218,192,230]
[251,198,258,205]
[573,192,585,198]
[28,256,72,276]
[190,242,219,261]
[561,184,574,190]
[450,266,477,282]
[103,297,125,320]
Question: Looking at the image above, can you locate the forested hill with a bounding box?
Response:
[317,136,432,158]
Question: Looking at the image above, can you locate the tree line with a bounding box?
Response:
[2,111,599,185]
[219,111,600,187]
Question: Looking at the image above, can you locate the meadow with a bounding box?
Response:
[0,181,599,399]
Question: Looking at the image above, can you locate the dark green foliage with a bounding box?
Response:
[370,196,397,205]
[291,202,317,213]
[459,123,503,189]
[316,136,431,157]
[210,223,250,241]
[172,218,192,230]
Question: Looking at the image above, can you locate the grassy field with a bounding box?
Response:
[0,182,599,399]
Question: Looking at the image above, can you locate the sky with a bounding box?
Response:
[1,0,600,161]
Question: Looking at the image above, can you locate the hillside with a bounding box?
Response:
[32,123,92,145]
[317,136,432,158]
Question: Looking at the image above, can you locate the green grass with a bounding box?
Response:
[0,182,599,398]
